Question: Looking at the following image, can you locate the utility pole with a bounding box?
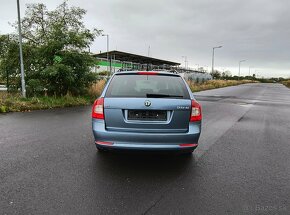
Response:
[17,0,26,97]
[248,66,253,76]
[102,34,110,73]
[212,46,222,74]
[6,34,10,92]
[255,70,259,78]
[148,45,150,57]
[238,60,246,79]
[182,56,187,70]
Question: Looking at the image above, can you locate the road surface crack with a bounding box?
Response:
[142,194,165,215]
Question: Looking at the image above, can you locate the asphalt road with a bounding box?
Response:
[1,83,290,215]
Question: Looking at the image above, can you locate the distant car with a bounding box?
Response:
[92,71,202,153]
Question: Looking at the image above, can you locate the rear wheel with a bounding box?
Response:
[96,145,108,153]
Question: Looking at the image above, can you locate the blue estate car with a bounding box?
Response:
[92,71,202,153]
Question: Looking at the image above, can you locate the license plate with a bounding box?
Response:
[128,110,167,121]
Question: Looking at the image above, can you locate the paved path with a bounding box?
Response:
[1,83,290,214]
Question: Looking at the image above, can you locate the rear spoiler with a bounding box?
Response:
[115,71,180,77]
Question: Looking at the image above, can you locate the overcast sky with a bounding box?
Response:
[1,0,290,77]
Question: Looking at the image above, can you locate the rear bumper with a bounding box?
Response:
[92,119,201,151]
[95,143,198,152]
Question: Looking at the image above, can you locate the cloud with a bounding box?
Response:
[1,0,289,77]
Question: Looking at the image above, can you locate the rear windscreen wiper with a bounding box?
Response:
[146,94,183,98]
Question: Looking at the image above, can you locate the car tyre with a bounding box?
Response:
[96,145,108,153]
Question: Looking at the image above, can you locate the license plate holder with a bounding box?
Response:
[127,110,167,121]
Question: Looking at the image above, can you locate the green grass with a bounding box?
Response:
[0,92,95,113]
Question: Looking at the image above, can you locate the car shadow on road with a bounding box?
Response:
[92,151,197,182]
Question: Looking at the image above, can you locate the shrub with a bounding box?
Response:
[88,79,107,98]
[0,105,7,113]
[282,80,290,88]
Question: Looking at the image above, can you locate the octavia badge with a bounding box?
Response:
[144,100,151,107]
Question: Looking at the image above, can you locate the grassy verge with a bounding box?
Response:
[282,80,290,88]
[0,80,107,113]
[0,93,95,113]
[187,79,256,92]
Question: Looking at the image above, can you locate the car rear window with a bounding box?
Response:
[105,74,190,99]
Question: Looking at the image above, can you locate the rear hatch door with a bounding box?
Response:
[104,98,191,133]
[103,72,191,133]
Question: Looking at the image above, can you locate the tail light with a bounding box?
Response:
[190,100,202,122]
[92,97,104,119]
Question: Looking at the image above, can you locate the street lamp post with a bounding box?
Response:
[212,46,222,74]
[182,56,187,70]
[249,66,253,76]
[148,45,150,57]
[102,34,110,73]
[238,60,246,78]
[255,70,259,78]
[17,0,26,97]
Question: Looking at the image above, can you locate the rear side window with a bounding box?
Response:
[105,74,190,99]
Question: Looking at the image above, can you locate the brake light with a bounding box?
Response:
[190,100,202,122]
[138,71,158,75]
[92,97,104,119]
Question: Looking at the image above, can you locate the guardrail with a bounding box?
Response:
[0,85,8,91]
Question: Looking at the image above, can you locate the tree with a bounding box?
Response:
[210,70,221,79]
[0,34,21,91]
[221,70,232,79]
[0,1,102,96]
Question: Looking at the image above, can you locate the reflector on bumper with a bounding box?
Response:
[95,141,114,146]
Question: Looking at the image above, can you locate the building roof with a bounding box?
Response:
[93,50,180,66]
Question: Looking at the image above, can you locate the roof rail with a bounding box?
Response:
[116,68,134,72]
[116,69,181,74]
[167,69,178,74]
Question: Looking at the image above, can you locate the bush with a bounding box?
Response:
[0,105,7,113]
[88,80,107,97]
[27,79,44,96]
[98,71,110,76]
[282,80,290,88]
